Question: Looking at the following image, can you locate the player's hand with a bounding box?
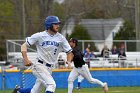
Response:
[66,61,71,69]
[24,59,32,66]
[67,64,71,69]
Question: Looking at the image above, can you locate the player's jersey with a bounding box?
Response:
[26,30,72,64]
[72,46,85,68]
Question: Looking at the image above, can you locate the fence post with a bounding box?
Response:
[1,66,5,90]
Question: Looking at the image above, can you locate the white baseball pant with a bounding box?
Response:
[31,63,56,93]
[68,64,105,93]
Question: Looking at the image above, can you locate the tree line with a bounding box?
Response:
[0,0,136,60]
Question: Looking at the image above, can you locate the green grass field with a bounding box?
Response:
[0,86,140,93]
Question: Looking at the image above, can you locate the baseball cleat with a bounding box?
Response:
[76,86,81,90]
[12,85,20,93]
[103,82,108,93]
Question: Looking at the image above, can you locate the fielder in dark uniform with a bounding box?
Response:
[67,38,108,93]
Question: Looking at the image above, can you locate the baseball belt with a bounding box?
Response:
[38,60,52,67]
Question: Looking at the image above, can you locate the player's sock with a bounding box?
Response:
[78,82,81,88]
[18,88,31,93]
[46,91,53,93]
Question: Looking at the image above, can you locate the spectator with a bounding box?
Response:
[111,45,119,54]
[118,49,126,67]
[90,50,97,58]
[83,43,91,55]
[101,45,110,58]
[84,48,91,68]
[58,55,65,69]
[119,43,125,52]
[83,47,88,55]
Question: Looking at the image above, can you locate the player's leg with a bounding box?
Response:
[18,88,32,93]
[44,75,55,93]
[16,78,44,93]
[33,65,56,93]
[77,75,84,89]
[68,68,79,93]
[12,86,33,93]
[12,85,20,93]
[80,64,108,93]
[30,79,45,93]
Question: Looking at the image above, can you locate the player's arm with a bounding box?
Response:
[67,52,74,69]
[21,42,32,66]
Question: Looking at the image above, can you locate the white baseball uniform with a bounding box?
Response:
[78,75,84,83]
[68,46,106,93]
[25,30,72,93]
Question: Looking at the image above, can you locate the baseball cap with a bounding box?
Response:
[69,38,78,44]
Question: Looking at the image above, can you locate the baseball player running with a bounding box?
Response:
[13,16,73,93]
[67,38,108,93]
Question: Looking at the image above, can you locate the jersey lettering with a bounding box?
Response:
[42,41,59,47]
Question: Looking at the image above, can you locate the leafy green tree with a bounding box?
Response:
[69,24,97,51]
[69,24,91,40]
[114,20,135,40]
[0,0,15,60]
[114,20,136,51]
[0,0,14,17]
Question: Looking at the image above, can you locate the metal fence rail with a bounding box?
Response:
[5,39,140,69]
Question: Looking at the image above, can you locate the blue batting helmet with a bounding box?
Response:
[45,16,61,30]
